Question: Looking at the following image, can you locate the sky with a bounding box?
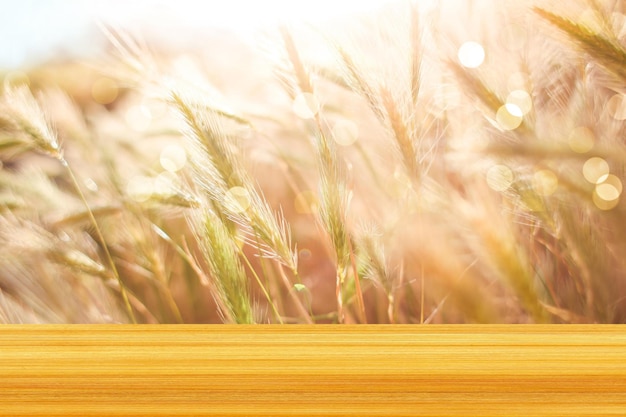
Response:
[0,0,397,69]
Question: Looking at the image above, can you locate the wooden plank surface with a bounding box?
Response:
[1,325,625,416]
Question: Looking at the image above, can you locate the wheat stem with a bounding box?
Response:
[61,158,136,323]
[239,250,284,324]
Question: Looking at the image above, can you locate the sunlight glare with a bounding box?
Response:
[458,41,485,68]
[593,182,621,210]
[568,126,595,153]
[533,169,558,196]
[583,157,610,184]
[496,104,523,130]
[599,174,623,195]
[97,0,404,38]
[506,90,532,115]
[225,186,252,213]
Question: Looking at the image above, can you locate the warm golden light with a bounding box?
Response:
[91,77,118,105]
[486,164,514,192]
[533,169,558,196]
[568,126,595,153]
[607,93,626,120]
[583,157,610,184]
[5,0,626,328]
[593,185,621,210]
[496,104,523,130]
[506,90,532,115]
[596,183,620,201]
[599,174,623,195]
[225,186,251,213]
[458,41,485,68]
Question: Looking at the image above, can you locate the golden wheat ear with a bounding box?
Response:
[534,7,626,83]
[1,85,137,322]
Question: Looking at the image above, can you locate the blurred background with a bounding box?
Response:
[0,0,398,69]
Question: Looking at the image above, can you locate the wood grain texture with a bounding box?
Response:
[1,325,625,416]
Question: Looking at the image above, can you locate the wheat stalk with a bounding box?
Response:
[1,85,136,322]
[534,7,626,83]
[280,27,365,323]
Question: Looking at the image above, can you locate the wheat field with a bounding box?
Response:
[1,0,626,324]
